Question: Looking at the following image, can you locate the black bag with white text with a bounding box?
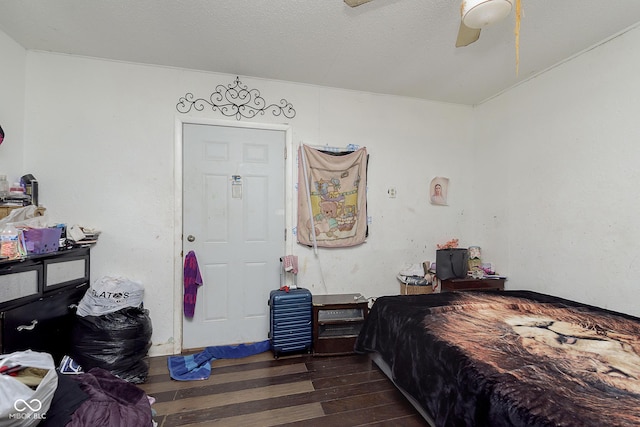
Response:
[70,306,152,383]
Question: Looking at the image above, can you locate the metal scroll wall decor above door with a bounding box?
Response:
[176,76,296,121]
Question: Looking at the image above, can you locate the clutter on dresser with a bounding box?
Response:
[0,173,49,257]
[0,206,50,260]
[23,226,62,254]
[0,173,38,207]
[465,245,504,279]
[397,262,431,285]
[433,238,507,280]
[0,204,46,226]
[66,224,101,247]
[429,239,507,293]
[0,211,62,260]
[434,238,468,280]
[0,223,24,259]
[397,262,434,295]
[0,204,101,261]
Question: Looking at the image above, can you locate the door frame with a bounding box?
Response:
[173,116,294,354]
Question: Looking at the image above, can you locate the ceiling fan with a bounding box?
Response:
[343,0,516,48]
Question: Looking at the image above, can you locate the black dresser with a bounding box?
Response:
[0,248,89,362]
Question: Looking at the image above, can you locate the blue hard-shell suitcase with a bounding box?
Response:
[268,288,312,358]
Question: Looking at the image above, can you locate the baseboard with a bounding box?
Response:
[148,342,177,357]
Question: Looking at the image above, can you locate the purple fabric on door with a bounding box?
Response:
[183,250,203,318]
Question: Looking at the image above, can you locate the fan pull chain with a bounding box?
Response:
[515,0,522,75]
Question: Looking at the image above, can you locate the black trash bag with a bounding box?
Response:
[70,306,152,384]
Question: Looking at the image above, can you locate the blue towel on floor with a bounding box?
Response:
[167,340,271,381]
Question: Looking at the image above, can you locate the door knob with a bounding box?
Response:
[187,235,195,242]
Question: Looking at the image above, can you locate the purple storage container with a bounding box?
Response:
[23,227,62,254]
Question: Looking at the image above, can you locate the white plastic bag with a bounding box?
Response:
[0,351,58,427]
[0,206,49,229]
[76,275,144,317]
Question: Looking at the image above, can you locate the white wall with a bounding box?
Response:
[0,31,26,179]
[19,51,474,355]
[11,23,640,356]
[474,25,640,317]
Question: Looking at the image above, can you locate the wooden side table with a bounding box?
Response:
[439,277,506,292]
[312,294,368,356]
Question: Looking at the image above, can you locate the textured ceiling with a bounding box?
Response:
[1,0,640,105]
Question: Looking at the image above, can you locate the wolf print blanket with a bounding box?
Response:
[297,145,368,248]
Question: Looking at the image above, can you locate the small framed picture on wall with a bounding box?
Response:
[430,177,449,206]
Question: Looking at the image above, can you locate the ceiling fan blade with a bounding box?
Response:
[455,21,481,47]
[344,0,373,7]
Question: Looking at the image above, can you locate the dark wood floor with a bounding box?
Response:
[138,351,428,427]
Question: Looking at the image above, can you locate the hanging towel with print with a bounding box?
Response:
[297,145,368,248]
[183,250,203,318]
[282,255,298,274]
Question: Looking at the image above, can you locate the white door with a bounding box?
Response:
[182,123,285,349]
